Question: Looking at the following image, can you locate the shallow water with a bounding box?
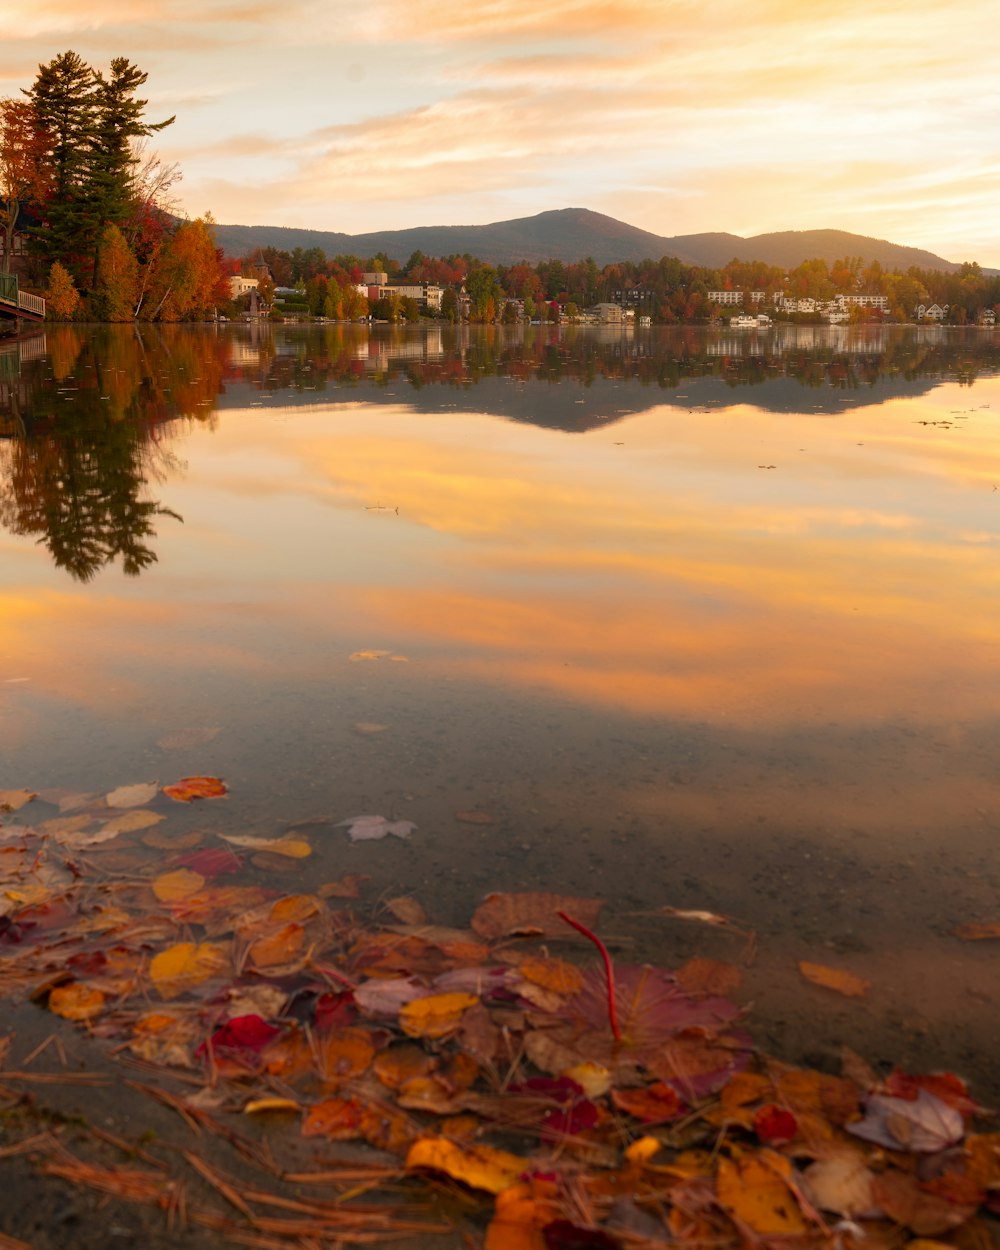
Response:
[2,321,999,1099]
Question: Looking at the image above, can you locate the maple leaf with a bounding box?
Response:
[847,1088,965,1152]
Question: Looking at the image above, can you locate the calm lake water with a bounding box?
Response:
[2,321,999,1098]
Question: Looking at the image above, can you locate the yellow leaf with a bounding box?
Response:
[797,960,870,998]
[717,1154,808,1234]
[152,868,206,903]
[406,1137,526,1194]
[399,992,479,1039]
[106,781,159,808]
[219,833,311,858]
[0,789,36,812]
[49,983,105,1021]
[150,941,228,998]
[101,810,164,835]
[243,1097,299,1115]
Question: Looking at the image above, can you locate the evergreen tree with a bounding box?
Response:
[25,51,96,275]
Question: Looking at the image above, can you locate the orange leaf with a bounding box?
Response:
[516,955,584,996]
[374,1044,436,1090]
[611,1082,684,1123]
[314,1028,375,1084]
[675,956,743,997]
[49,982,105,1021]
[399,992,479,1039]
[797,960,870,998]
[954,921,1000,940]
[485,1178,561,1249]
[248,923,306,970]
[302,1096,367,1139]
[149,941,228,998]
[162,776,228,803]
[268,894,323,924]
[406,1137,526,1194]
[717,1152,808,1234]
[319,873,368,899]
[152,868,206,902]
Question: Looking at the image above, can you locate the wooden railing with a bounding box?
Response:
[0,272,45,320]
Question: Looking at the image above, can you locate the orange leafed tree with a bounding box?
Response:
[145,216,230,321]
[0,97,51,274]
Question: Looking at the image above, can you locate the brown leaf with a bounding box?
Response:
[470,891,603,939]
[954,921,1000,940]
[873,1169,977,1236]
[384,896,427,925]
[454,809,495,825]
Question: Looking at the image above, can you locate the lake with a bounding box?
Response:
[2,320,999,1100]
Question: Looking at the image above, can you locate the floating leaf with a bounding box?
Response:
[247,922,306,970]
[0,789,37,812]
[243,1097,298,1115]
[354,722,389,735]
[152,868,206,903]
[100,809,164,835]
[49,982,105,1021]
[336,814,416,842]
[106,781,159,809]
[219,832,311,858]
[797,960,870,998]
[173,846,242,878]
[384,896,427,925]
[873,1169,977,1235]
[406,1137,526,1194]
[162,776,228,803]
[754,1103,798,1145]
[319,873,368,898]
[315,1027,375,1084]
[471,892,603,939]
[149,941,228,998]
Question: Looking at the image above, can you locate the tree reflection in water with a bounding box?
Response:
[3,321,1000,580]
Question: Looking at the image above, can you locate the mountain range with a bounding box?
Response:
[210,207,966,273]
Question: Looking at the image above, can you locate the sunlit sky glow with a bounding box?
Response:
[3,1,1000,262]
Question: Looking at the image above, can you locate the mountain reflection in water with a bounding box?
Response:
[2,321,998,580]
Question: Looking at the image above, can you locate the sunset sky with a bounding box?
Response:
[3,0,1000,264]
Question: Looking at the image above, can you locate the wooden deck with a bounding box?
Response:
[0,273,45,321]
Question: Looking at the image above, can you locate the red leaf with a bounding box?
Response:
[754,1103,798,1145]
[197,1014,281,1062]
[174,846,242,878]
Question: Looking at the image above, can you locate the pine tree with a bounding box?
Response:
[25,51,97,276]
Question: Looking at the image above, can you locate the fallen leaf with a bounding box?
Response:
[149,941,228,999]
[717,1152,809,1234]
[801,1154,880,1218]
[0,789,37,812]
[247,923,306,970]
[384,896,427,925]
[754,1103,798,1145]
[336,814,416,842]
[100,810,164,835]
[218,833,311,858]
[162,776,228,803]
[152,868,206,903]
[349,649,392,661]
[106,781,159,809]
[142,828,203,851]
[454,809,495,825]
[873,1168,977,1235]
[315,1028,375,1084]
[49,982,106,1021]
[954,921,1000,940]
[675,957,743,998]
[470,891,604,939]
[406,1137,526,1194]
[611,1082,685,1123]
[302,1095,367,1139]
[797,960,870,998]
[400,992,479,1039]
[354,722,389,735]
[319,873,368,898]
[847,1088,965,1153]
[243,1097,298,1115]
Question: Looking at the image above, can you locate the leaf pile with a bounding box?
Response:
[1,783,999,1249]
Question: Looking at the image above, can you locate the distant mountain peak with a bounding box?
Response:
[210,207,961,273]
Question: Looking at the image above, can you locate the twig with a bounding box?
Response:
[557,910,622,1041]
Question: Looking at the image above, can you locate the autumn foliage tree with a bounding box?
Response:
[0,96,50,274]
